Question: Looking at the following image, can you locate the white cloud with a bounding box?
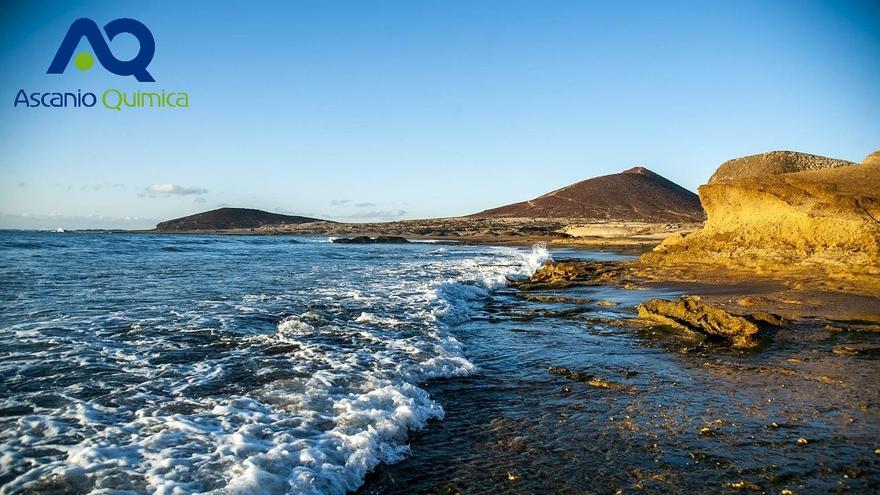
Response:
[143,184,208,197]
[347,209,407,219]
[331,199,350,206]
[353,202,377,208]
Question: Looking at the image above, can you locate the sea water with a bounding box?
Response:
[5,232,879,494]
[0,231,548,494]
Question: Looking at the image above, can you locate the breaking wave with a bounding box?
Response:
[0,233,549,494]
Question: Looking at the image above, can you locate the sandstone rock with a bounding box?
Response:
[332,236,410,244]
[642,151,880,296]
[636,296,770,348]
[518,260,624,290]
[708,150,856,183]
[862,150,880,167]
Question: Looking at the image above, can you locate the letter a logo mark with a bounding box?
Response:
[48,18,155,82]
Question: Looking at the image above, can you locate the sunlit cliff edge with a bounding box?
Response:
[640,150,880,296]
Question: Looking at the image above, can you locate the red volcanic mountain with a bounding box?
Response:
[470,167,705,222]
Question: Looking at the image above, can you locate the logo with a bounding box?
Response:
[47,18,155,82]
[14,17,188,111]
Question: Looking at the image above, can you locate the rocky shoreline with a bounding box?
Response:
[358,249,880,494]
[144,217,702,249]
[515,257,879,343]
[150,149,880,334]
[148,149,879,328]
[139,149,880,492]
[641,151,880,298]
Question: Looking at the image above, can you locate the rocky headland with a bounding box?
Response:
[155,207,325,231]
[707,150,857,183]
[145,151,879,493]
[151,150,879,324]
[511,150,880,344]
[640,150,880,297]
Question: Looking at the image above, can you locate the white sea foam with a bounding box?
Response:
[0,241,550,495]
[354,312,403,327]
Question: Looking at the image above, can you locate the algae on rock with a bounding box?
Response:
[637,296,767,348]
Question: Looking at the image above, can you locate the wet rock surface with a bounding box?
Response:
[637,295,782,348]
[331,235,411,244]
[548,366,629,390]
[512,259,631,290]
[358,255,880,495]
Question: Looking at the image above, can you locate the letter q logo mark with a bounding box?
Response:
[48,18,155,82]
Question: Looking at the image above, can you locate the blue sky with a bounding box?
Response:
[1,0,878,229]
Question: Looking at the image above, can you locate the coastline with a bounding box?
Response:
[3,1,876,491]
[352,243,880,494]
[137,217,702,250]
[106,217,880,322]
[5,230,878,493]
[65,220,880,319]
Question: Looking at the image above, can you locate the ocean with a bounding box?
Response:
[0,231,550,494]
[2,231,878,494]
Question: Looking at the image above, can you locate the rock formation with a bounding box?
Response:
[513,260,627,290]
[637,296,777,348]
[471,167,705,222]
[642,151,880,295]
[862,150,880,167]
[708,150,856,183]
[331,236,410,244]
[155,208,324,231]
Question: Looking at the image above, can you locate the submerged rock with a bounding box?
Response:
[636,296,779,348]
[548,366,622,389]
[831,343,880,356]
[332,236,410,244]
[516,293,593,304]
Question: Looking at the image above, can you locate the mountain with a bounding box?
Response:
[708,150,856,183]
[470,167,705,222]
[155,208,324,231]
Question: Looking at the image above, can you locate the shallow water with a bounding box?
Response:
[358,265,880,494]
[1,232,878,494]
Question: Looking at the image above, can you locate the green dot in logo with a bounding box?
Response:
[74,51,94,71]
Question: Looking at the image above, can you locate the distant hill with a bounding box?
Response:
[155,208,324,231]
[708,151,856,183]
[470,167,705,222]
